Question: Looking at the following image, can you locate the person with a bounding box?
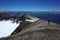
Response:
[48,20,50,25]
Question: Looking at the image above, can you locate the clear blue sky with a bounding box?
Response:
[0,0,60,11]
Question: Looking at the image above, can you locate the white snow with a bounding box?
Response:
[25,15,39,22]
[0,20,20,38]
[26,19,39,22]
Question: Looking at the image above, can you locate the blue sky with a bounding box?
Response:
[0,0,60,11]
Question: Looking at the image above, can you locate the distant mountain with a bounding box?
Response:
[0,12,39,22]
[0,11,60,24]
[0,13,12,20]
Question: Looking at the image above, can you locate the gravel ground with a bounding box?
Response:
[1,29,60,40]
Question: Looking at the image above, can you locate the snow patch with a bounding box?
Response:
[26,19,39,22]
[0,20,20,38]
[25,15,39,22]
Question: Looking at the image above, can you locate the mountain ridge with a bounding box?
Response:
[0,13,60,40]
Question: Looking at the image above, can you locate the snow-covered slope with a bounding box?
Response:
[25,14,39,22]
[0,20,20,38]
